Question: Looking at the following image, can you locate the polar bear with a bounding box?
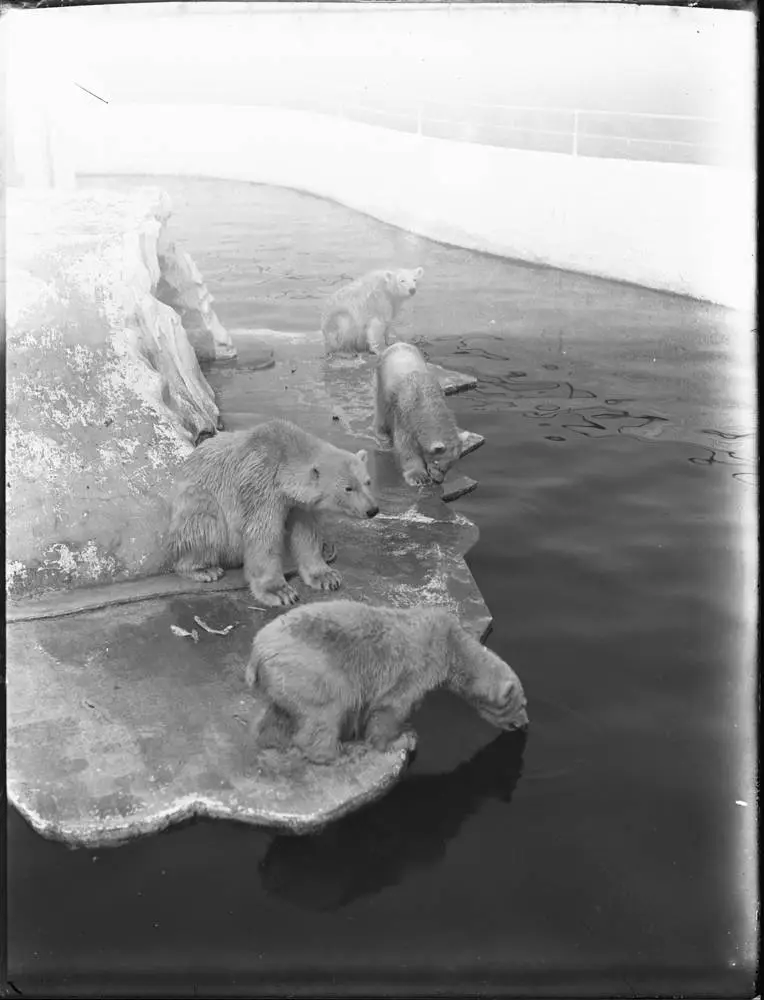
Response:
[375,341,469,487]
[167,420,379,607]
[246,600,529,765]
[321,267,424,355]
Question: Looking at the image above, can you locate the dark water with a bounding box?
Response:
[7,178,757,997]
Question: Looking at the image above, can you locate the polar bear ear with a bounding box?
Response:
[430,442,446,455]
[414,267,424,278]
[356,449,368,464]
[384,270,395,282]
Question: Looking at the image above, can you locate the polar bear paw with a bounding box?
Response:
[256,579,301,607]
[305,566,343,592]
[403,468,432,488]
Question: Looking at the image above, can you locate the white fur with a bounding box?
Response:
[375,342,463,487]
[247,600,528,764]
[321,267,424,356]
[168,419,379,607]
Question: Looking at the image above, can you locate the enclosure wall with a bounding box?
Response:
[64,103,753,309]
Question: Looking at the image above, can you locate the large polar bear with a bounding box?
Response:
[321,267,424,355]
[246,600,529,765]
[375,341,467,487]
[167,419,379,607]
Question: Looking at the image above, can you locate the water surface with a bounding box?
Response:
[7,176,756,997]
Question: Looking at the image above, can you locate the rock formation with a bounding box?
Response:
[155,232,237,362]
[5,187,236,599]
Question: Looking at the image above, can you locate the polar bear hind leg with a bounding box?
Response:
[292,708,345,764]
[170,485,228,581]
[365,317,389,355]
[324,311,365,354]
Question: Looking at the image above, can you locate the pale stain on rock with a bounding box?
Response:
[6,187,229,598]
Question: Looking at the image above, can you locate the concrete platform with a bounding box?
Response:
[7,331,492,849]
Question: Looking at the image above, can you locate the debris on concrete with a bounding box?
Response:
[193,615,236,635]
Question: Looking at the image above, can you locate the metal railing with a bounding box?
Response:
[334,99,739,168]
[220,92,741,167]
[73,5,746,168]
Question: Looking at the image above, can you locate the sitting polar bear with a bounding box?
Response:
[321,267,424,355]
[246,599,529,765]
[167,419,379,607]
[376,341,469,487]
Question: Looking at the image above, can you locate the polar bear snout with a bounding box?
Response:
[475,695,529,732]
[335,480,380,519]
[408,287,417,296]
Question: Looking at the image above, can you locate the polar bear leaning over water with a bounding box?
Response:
[375,342,469,488]
[321,267,424,355]
[246,599,529,764]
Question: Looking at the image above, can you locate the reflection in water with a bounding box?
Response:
[431,342,757,487]
[259,729,527,912]
[560,410,671,440]
[689,448,751,468]
[425,332,756,488]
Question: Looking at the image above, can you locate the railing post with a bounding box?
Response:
[572,109,579,156]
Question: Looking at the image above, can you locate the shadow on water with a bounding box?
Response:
[259,728,527,912]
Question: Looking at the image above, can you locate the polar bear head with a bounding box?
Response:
[467,647,529,732]
[385,267,424,299]
[312,448,379,520]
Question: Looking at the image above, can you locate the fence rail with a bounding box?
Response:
[334,100,738,167]
[189,91,739,167]
[62,2,748,168]
[69,85,745,170]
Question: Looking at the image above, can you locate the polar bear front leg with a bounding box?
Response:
[365,317,389,355]
[289,509,342,592]
[374,374,393,441]
[365,704,410,752]
[292,708,345,765]
[393,425,430,487]
[242,514,299,607]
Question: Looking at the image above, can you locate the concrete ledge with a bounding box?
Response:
[6,589,415,847]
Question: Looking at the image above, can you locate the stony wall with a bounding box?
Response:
[6,187,236,598]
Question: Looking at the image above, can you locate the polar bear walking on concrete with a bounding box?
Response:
[375,342,468,487]
[246,600,529,765]
[321,267,424,355]
[167,419,379,607]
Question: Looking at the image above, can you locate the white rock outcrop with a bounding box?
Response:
[6,187,236,598]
